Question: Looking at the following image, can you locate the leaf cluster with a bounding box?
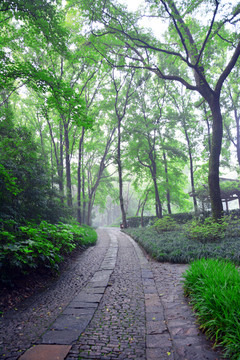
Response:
[0,111,64,223]
[153,216,178,233]
[0,219,97,286]
[185,216,228,243]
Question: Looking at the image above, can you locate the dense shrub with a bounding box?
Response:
[0,219,97,285]
[168,212,195,224]
[153,216,178,233]
[126,216,157,228]
[183,259,240,359]
[185,217,228,243]
[0,116,66,223]
[126,213,194,228]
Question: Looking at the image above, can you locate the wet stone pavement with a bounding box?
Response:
[0,228,224,360]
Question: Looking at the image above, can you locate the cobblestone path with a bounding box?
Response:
[0,229,111,360]
[0,228,224,360]
[67,230,145,360]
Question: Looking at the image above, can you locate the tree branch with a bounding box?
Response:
[196,0,219,66]
[215,40,240,94]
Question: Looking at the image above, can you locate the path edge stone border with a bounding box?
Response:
[19,230,119,360]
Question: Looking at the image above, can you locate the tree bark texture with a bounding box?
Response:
[207,95,223,220]
[117,121,127,228]
[184,126,198,214]
[77,127,85,223]
[63,119,73,207]
[163,151,171,214]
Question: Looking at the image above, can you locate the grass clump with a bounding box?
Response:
[183,258,240,359]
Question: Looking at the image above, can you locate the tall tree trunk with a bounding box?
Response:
[59,121,64,204]
[184,126,198,214]
[140,190,149,227]
[82,169,86,223]
[45,112,64,203]
[117,120,127,228]
[136,200,141,216]
[163,151,171,214]
[152,176,162,218]
[203,103,212,153]
[77,127,85,223]
[235,109,240,167]
[208,96,223,220]
[87,197,93,226]
[63,119,72,207]
[149,157,162,218]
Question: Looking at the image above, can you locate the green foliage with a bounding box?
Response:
[169,212,194,224]
[124,217,240,264]
[126,216,157,228]
[0,219,97,285]
[153,216,178,233]
[126,214,194,228]
[185,217,228,243]
[0,114,65,223]
[183,259,240,359]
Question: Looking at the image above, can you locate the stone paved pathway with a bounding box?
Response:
[0,228,224,360]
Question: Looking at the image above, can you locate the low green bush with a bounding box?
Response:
[126,216,157,228]
[153,216,178,233]
[183,258,240,359]
[0,219,97,285]
[168,212,195,224]
[185,217,228,243]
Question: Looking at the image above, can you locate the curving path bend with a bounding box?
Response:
[0,228,224,360]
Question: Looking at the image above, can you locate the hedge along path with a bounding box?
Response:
[18,228,224,360]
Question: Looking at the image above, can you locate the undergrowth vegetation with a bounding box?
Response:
[124,215,240,358]
[124,215,240,264]
[183,259,240,359]
[0,219,97,286]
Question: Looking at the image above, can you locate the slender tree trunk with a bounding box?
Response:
[63,119,72,207]
[50,141,54,189]
[208,96,223,220]
[184,127,198,214]
[136,200,141,216]
[117,120,127,228]
[152,177,162,218]
[163,151,171,214]
[87,197,93,226]
[140,190,149,227]
[45,113,64,203]
[235,109,240,166]
[82,169,86,223]
[77,127,85,223]
[150,160,162,218]
[203,103,212,153]
[59,121,64,204]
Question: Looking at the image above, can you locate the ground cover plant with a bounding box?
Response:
[0,219,97,286]
[183,258,240,359]
[124,215,240,358]
[124,216,240,264]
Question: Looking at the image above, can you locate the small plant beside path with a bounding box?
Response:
[183,258,240,360]
[124,216,240,264]
[124,214,240,359]
[0,219,97,286]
